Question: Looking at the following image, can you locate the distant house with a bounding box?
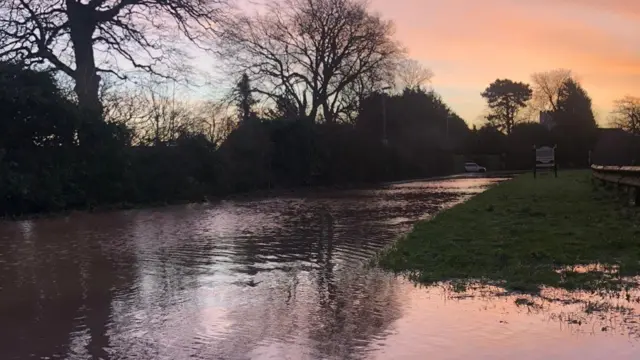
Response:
[539,111,555,131]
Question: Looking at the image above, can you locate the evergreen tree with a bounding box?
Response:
[235,73,257,123]
[481,79,532,135]
[552,78,598,167]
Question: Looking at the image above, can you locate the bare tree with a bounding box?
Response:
[217,0,401,124]
[0,0,229,118]
[140,83,208,145]
[610,96,640,135]
[395,58,433,91]
[98,76,238,145]
[100,78,142,124]
[530,68,572,112]
[192,100,238,144]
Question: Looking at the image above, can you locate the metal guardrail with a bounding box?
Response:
[591,164,640,206]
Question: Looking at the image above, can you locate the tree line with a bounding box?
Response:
[477,68,640,168]
[0,0,457,216]
[476,69,600,168]
[0,0,637,216]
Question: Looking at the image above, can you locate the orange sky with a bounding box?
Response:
[369,0,640,126]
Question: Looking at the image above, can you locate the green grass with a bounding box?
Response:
[378,170,640,294]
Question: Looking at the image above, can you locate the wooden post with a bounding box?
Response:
[533,144,537,179]
[554,145,558,178]
[630,187,639,207]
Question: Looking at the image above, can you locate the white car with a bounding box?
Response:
[464,162,487,173]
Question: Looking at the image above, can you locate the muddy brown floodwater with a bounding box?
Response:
[2,176,640,360]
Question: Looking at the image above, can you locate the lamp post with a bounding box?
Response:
[381,86,392,145]
[446,116,450,147]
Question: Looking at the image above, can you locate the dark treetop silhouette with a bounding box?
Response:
[0,0,633,216]
[0,0,229,120]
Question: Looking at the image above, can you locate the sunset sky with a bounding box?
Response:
[368,0,640,126]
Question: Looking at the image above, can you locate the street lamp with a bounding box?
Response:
[380,86,392,145]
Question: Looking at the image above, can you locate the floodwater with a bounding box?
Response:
[1,176,640,360]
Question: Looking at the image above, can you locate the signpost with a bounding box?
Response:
[533,145,557,178]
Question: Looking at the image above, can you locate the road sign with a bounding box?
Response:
[534,145,557,178]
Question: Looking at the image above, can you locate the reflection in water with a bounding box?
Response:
[368,283,640,360]
[1,177,639,359]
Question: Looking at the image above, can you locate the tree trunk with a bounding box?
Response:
[308,104,319,123]
[321,100,335,124]
[73,42,102,120]
[68,4,102,122]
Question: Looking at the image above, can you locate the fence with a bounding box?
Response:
[591,164,640,206]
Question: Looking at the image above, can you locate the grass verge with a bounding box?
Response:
[378,170,640,294]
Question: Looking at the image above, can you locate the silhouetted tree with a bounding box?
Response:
[355,88,468,176]
[234,73,257,123]
[611,96,640,135]
[465,125,507,155]
[552,78,598,167]
[103,81,237,146]
[555,79,597,128]
[0,63,79,212]
[357,88,468,149]
[395,59,433,91]
[0,63,79,140]
[0,63,137,213]
[100,79,145,139]
[506,122,551,169]
[217,0,401,123]
[0,0,230,119]
[531,68,573,112]
[510,122,552,146]
[481,79,532,134]
[264,94,302,121]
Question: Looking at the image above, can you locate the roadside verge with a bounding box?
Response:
[378,170,640,294]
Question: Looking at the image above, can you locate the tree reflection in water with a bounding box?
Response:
[12,177,639,360]
[0,215,137,360]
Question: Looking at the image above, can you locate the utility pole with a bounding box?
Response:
[446,116,450,148]
[382,95,388,145]
[380,86,392,180]
[381,86,392,146]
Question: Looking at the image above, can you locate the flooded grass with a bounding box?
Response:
[379,170,640,295]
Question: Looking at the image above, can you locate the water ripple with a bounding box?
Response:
[13,177,638,360]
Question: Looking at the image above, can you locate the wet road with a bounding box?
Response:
[1,177,640,360]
